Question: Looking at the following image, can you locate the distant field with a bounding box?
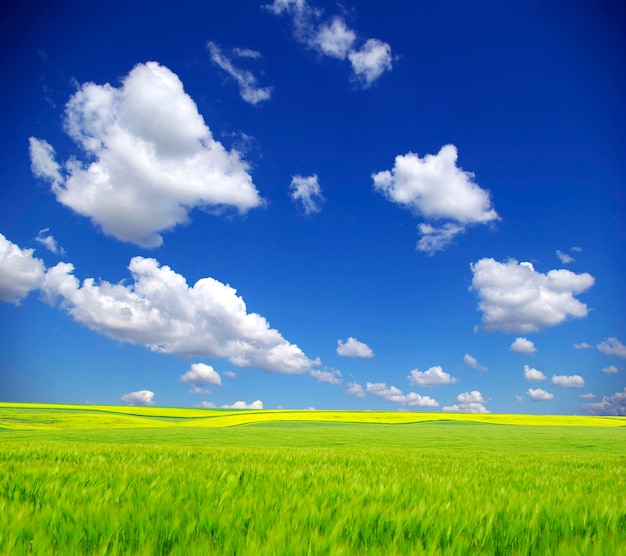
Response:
[1,403,625,555]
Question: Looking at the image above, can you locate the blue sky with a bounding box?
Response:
[1,0,624,414]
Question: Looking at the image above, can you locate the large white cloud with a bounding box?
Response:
[336,337,374,358]
[0,233,46,304]
[470,259,594,333]
[29,62,263,248]
[510,337,537,355]
[42,256,319,374]
[442,390,489,413]
[365,382,439,407]
[121,389,155,406]
[582,388,626,416]
[180,363,222,394]
[407,366,458,387]
[207,42,272,105]
[373,145,498,254]
[289,174,325,215]
[265,0,392,87]
[597,338,626,358]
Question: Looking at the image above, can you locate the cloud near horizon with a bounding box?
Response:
[470,259,594,333]
[29,62,263,248]
[42,255,320,374]
[121,389,155,406]
[365,382,439,407]
[180,363,223,394]
[442,390,489,413]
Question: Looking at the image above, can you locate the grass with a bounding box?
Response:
[1,403,625,555]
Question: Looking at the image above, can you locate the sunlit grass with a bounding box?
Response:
[1,404,625,554]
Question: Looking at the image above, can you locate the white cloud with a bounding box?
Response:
[602,365,619,374]
[121,389,155,406]
[265,0,392,86]
[442,391,489,413]
[224,370,238,379]
[198,401,216,408]
[527,388,553,401]
[347,38,393,87]
[582,388,626,416]
[463,353,488,372]
[573,342,592,349]
[556,250,575,264]
[289,174,325,215]
[316,18,356,59]
[365,382,439,407]
[29,62,263,248]
[345,382,365,398]
[416,223,465,254]
[514,395,524,403]
[510,337,537,355]
[597,338,626,358]
[0,233,46,304]
[373,145,498,254]
[524,365,547,381]
[42,256,320,374]
[309,368,342,385]
[551,374,584,388]
[336,337,374,358]
[222,400,263,409]
[180,363,222,394]
[35,228,64,256]
[407,366,458,387]
[579,393,596,400]
[207,41,272,105]
[470,258,594,333]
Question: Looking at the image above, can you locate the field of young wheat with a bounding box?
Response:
[1,403,625,555]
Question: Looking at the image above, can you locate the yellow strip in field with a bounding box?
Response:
[0,403,624,430]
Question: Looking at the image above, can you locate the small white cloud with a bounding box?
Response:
[597,338,626,358]
[336,337,374,358]
[180,363,222,394]
[556,250,575,264]
[510,337,537,355]
[407,366,458,387]
[524,365,547,381]
[222,400,263,409]
[573,342,592,349]
[514,395,524,403]
[365,382,439,407]
[463,353,488,372]
[551,374,584,388]
[373,145,498,254]
[582,388,626,416]
[602,365,619,374]
[470,258,594,333]
[442,391,488,413]
[289,174,325,215]
[121,389,155,406]
[35,229,65,256]
[42,256,320,374]
[346,382,365,398]
[0,233,45,304]
[579,393,596,400]
[309,368,342,385]
[223,371,238,379]
[207,41,272,105]
[347,38,393,87]
[30,62,263,248]
[527,388,553,401]
[265,0,392,86]
[198,401,216,408]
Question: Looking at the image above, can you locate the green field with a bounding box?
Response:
[1,403,625,555]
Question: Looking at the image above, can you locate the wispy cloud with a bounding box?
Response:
[207,41,272,105]
[35,228,65,256]
[463,353,488,372]
[597,338,626,358]
[289,174,325,215]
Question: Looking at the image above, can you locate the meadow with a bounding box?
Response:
[1,403,625,555]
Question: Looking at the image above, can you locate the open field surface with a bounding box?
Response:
[1,404,625,555]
